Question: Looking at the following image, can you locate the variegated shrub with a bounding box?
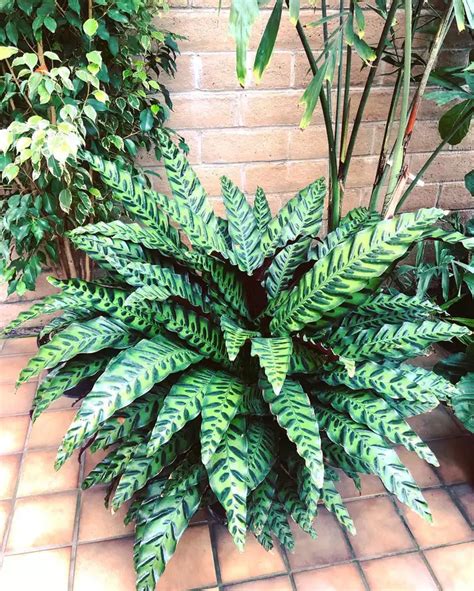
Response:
[4,131,472,591]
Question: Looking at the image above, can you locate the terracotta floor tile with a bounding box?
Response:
[425,542,474,591]
[294,563,366,591]
[337,472,386,499]
[347,496,415,559]
[408,407,463,440]
[0,453,21,499]
[0,415,29,454]
[451,483,474,525]
[0,547,71,591]
[78,487,134,542]
[0,355,34,384]
[6,491,77,552]
[156,524,217,590]
[361,552,438,591]
[216,523,286,583]
[224,575,293,590]
[287,507,352,570]
[0,499,11,544]
[429,437,474,484]
[397,489,473,548]
[28,408,76,448]
[17,449,80,496]
[74,537,136,591]
[0,381,36,416]
[1,337,38,356]
[48,394,78,411]
[396,447,441,488]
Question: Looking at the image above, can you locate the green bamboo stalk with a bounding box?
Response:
[333,0,346,157]
[384,0,412,207]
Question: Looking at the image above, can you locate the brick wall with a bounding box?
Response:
[1,2,472,328]
[145,2,473,219]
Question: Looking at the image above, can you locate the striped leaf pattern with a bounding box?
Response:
[251,336,293,395]
[315,405,431,520]
[246,420,278,489]
[18,316,133,385]
[261,178,326,257]
[222,176,263,274]
[452,373,474,432]
[271,209,446,333]
[265,236,312,298]
[247,469,277,534]
[261,377,324,488]
[315,388,438,465]
[206,416,249,549]
[253,186,272,234]
[200,371,246,464]
[321,479,356,534]
[55,336,202,468]
[147,367,215,454]
[220,316,260,361]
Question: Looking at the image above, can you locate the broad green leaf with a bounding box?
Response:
[261,377,324,488]
[438,100,473,145]
[265,236,312,298]
[220,316,260,361]
[289,0,300,24]
[0,46,18,60]
[299,61,328,129]
[270,209,446,334]
[134,481,202,591]
[251,336,293,395]
[222,176,263,274]
[229,0,260,85]
[83,18,99,37]
[452,372,474,432]
[253,186,272,234]
[200,371,246,464]
[246,420,278,489]
[321,479,356,534]
[147,367,215,454]
[55,336,203,468]
[279,478,317,538]
[18,316,133,385]
[315,405,431,520]
[206,415,248,549]
[268,500,294,551]
[247,469,277,534]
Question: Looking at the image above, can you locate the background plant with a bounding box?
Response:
[4,133,473,589]
[0,0,178,294]
[228,0,473,229]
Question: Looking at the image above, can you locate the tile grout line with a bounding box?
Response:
[386,494,443,591]
[207,520,224,589]
[280,544,298,591]
[333,518,370,591]
[0,393,34,568]
[68,453,86,591]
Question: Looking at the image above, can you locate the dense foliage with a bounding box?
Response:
[0,0,178,293]
[5,133,473,589]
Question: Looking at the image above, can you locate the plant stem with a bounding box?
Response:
[293,18,339,230]
[339,0,399,185]
[395,103,474,213]
[333,0,346,157]
[384,0,412,208]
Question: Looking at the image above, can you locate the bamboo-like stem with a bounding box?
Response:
[293,18,340,230]
[338,0,399,185]
[384,0,412,208]
[395,104,474,213]
[333,0,346,157]
[321,0,332,115]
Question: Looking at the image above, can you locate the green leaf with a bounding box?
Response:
[270,209,446,334]
[0,46,18,60]
[83,18,99,37]
[465,170,474,196]
[222,176,263,274]
[134,480,202,591]
[265,236,312,298]
[59,188,72,213]
[32,353,110,420]
[247,469,277,534]
[321,479,356,534]
[251,336,293,395]
[452,372,474,432]
[261,377,324,488]
[253,186,272,234]
[315,405,431,520]
[206,415,248,549]
[253,0,283,82]
[220,316,260,361]
[260,178,326,259]
[299,61,328,129]
[200,371,246,465]
[147,367,215,454]
[289,0,300,25]
[18,316,133,385]
[246,420,278,489]
[139,108,154,132]
[229,0,260,85]
[55,336,203,468]
[438,100,473,145]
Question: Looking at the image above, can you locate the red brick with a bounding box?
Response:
[409,152,473,184]
[438,182,473,210]
[162,54,196,92]
[244,160,328,194]
[241,90,318,127]
[169,93,239,129]
[137,131,201,166]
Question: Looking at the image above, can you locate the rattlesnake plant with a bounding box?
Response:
[4,131,472,590]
